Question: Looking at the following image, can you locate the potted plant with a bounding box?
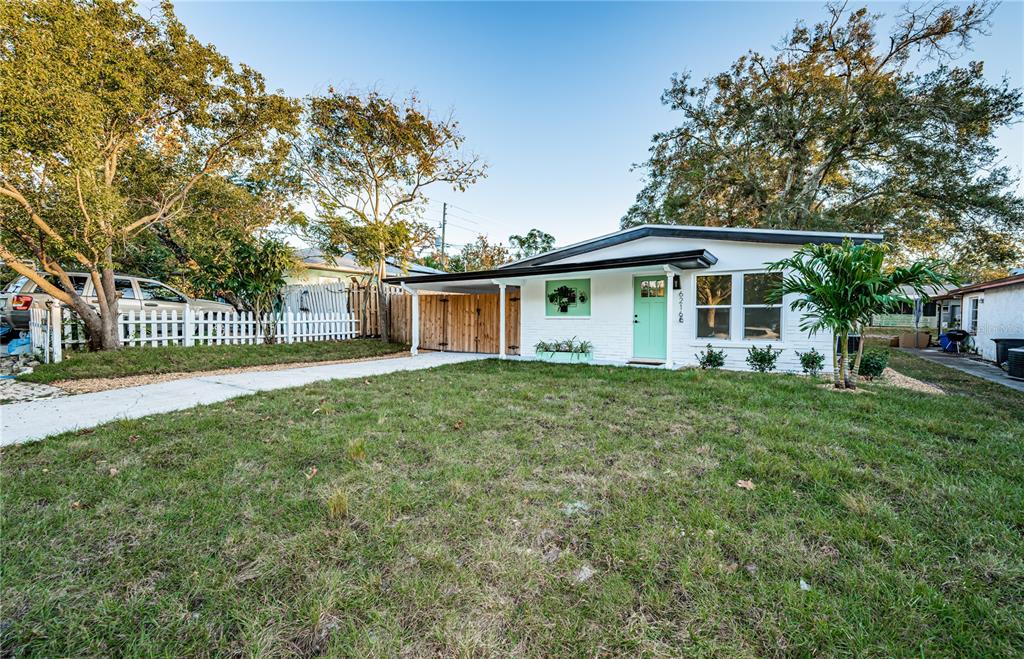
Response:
[534,337,594,363]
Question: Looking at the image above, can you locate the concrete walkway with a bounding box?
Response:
[902,348,1024,393]
[1,352,489,446]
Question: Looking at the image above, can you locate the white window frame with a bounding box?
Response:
[741,271,783,341]
[694,273,733,340]
[968,296,980,334]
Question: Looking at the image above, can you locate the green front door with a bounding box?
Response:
[633,276,667,360]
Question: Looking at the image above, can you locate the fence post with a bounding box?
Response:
[184,306,193,347]
[48,302,63,363]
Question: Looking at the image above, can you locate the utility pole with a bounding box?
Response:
[440,202,448,268]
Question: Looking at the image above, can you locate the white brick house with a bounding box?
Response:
[387,225,883,372]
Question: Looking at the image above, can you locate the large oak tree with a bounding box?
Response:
[624,2,1023,278]
[294,91,485,342]
[0,0,300,350]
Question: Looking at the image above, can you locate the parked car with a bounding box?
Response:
[0,273,234,331]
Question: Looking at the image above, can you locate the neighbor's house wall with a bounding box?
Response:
[518,237,836,372]
[973,283,1024,362]
[284,266,363,286]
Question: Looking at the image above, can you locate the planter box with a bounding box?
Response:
[536,351,593,364]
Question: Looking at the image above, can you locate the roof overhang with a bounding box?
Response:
[503,224,883,268]
[385,249,717,293]
[933,274,1024,300]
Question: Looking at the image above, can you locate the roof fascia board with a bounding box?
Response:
[385,249,716,285]
[507,225,884,268]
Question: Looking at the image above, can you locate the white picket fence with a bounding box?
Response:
[30,305,360,363]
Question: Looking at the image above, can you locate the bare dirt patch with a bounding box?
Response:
[52,351,411,394]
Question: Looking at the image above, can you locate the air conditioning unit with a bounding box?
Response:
[1008,348,1024,380]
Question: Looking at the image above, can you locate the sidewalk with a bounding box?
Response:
[901,348,1024,393]
[1,352,489,446]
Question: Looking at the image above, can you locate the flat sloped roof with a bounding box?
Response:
[502,224,884,269]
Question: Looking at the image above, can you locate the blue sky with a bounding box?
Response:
[174,1,1024,249]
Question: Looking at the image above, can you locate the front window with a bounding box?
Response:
[545,279,590,317]
[743,272,782,340]
[969,298,980,333]
[696,274,731,339]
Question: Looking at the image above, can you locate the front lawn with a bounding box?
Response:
[18,339,408,384]
[2,354,1022,655]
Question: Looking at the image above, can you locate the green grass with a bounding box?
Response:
[17,339,408,384]
[2,352,1023,656]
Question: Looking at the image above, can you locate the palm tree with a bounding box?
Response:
[767,240,957,389]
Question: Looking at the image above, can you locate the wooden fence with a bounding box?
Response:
[28,284,522,362]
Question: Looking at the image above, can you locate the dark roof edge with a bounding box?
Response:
[385,249,717,285]
[940,274,1024,298]
[507,225,884,268]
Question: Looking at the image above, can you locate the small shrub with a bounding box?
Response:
[796,348,825,377]
[746,344,783,372]
[346,438,366,463]
[858,349,889,379]
[326,488,349,520]
[695,344,726,369]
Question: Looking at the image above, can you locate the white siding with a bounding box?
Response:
[518,238,836,372]
[973,284,1024,362]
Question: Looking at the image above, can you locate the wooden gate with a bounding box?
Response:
[418,289,520,355]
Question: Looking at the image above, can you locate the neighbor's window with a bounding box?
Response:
[743,272,782,340]
[696,274,731,339]
[545,278,591,317]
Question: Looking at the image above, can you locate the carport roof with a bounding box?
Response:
[384,248,717,290]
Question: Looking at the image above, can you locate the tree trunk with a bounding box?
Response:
[378,284,390,343]
[376,259,390,343]
[852,321,866,375]
[68,293,121,352]
[832,333,842,388]
[841,330,854,389]
[82,258,122,351]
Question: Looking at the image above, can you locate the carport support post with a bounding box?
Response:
[410,290,420,356]
[498,283,507,359]
[664,268,674,369]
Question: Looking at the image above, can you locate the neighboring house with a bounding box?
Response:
[933,274,1024,362]
[287,248,445,285]
[868,284,951,328]
[386,224,883,372]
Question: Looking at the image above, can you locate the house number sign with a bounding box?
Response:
[678,290,685,324]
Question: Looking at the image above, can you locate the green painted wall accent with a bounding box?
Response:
[545,279,591,317]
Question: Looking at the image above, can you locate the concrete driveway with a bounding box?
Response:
[901,348,1024,393]
[0,352,489,446]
